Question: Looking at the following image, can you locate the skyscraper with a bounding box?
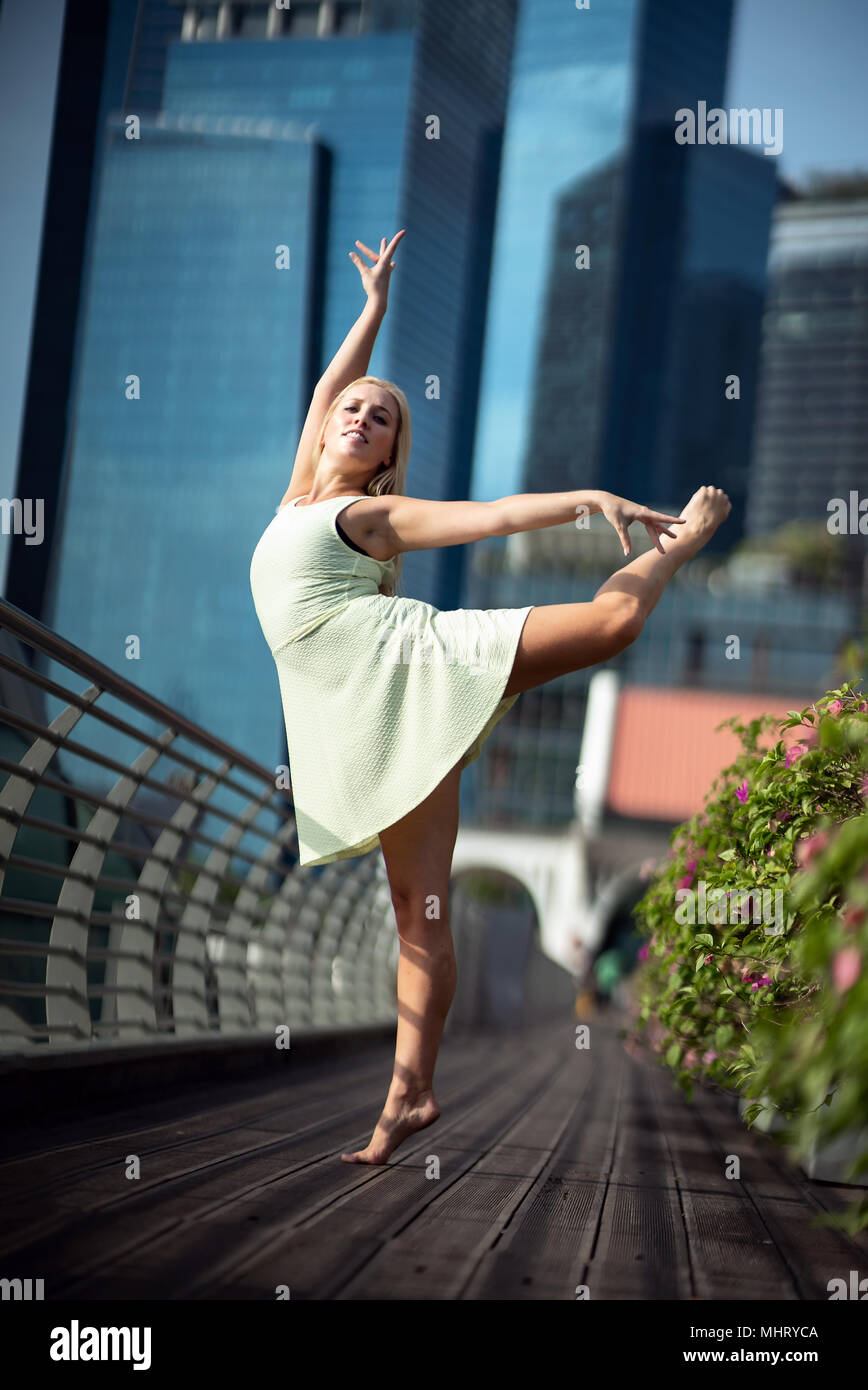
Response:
[6,0,139,616]
[44,112,322,772]
[460,0,788,825]
[471,0,737,506]
[746,192,868,541]
[36,0,519,779]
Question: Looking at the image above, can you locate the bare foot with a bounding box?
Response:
[677,485,731,554]
[341,1088,441,1165]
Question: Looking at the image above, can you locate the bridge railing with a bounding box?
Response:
[0,597,398,1053]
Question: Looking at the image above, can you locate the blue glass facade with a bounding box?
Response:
[459,0,809,829]
[161,35,415,384]
[472,0,639,504]
[45,115,321,773]
[598,134,777,544]
[43,0,519,797]
[159,6,518,607]
[482,0,774,544]
[746,197,868,537]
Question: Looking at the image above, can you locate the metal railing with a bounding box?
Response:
[0,598,399,1052]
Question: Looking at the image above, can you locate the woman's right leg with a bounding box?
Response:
[503,486,730,696]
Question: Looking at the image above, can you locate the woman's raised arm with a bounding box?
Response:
[356,490,686,559]
[277,232,405,509]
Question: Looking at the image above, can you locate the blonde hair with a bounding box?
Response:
[313,376,411,596]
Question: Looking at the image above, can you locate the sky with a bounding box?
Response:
[1,0,867,587]
[727,0,868,185]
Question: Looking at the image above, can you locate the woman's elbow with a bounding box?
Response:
[486,498,511,538]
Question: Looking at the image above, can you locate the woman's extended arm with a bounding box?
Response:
[277,233,405,509]
[357,490,686,559]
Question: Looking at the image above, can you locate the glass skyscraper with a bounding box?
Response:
[41,0,519,785]
[746,194,868,538]
[157,0,517,608]
[472,0,738,506]
[45,113,320,770]
[460,0,795,828]
[597,132,777,545]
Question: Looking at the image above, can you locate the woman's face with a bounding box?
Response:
[323,385,398,477]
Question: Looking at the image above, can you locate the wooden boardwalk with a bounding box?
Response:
[1,1009,866,1300]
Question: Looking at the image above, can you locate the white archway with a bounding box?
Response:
[450,824,596,972]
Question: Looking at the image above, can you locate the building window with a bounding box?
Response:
[684,628,705,684]
[192,7,219,40]
[751,633,771,687]
[335,2,363,32]
[238,5,270,38]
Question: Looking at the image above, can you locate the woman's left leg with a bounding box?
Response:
[341,758,463,1165]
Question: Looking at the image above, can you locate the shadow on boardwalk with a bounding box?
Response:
[1,1008,866,1300]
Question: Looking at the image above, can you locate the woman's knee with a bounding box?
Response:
[390,881,450,923]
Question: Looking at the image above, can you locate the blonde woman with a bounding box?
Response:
[250,230,731,1165]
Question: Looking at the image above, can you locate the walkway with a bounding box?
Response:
[1,1010,865,1299]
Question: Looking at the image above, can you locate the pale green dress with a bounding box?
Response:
[249,493,533,868]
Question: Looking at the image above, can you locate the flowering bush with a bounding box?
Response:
[630,682,868,1231]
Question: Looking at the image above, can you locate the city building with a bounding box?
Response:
[460,522,861,828]
[471,0,738,507]
[28,0,518,786]
[5,0,139,614]
[746,192,868,541]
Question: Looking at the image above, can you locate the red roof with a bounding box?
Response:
[606,685,814,821]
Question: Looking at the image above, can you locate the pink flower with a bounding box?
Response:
[827,699,843,717]
[684,1049,698,1068]
[735,780,749,804]
[842,904,865,931]
[638,944,649,961]
[785,742,808,768]
[795,829,830,867]
[858,700,868,712]
[705,954,714,965]
[832,947,862,994]
[702,1050,718,1065]
[751,975,772,991]
[678,858,697,890]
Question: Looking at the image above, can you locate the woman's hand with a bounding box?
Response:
[599,492,686,556]
[349,230,406,310]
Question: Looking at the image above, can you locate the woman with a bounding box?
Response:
[249,230,731,1165]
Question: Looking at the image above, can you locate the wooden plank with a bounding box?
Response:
[55,1033,551,1297]
[337,1051,586,1299]
[0,1032,506,1289]
[187,1037,565,1299]
[461,1036,618,1298]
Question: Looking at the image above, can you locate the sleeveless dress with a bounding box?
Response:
[249,493,534,868]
